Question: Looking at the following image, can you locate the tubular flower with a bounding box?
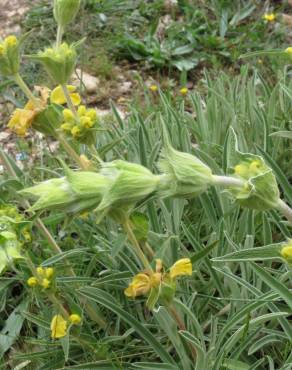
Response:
[285,47,292,55]
[124,258,192,303]
[51,314,67,339]
[50,85,81,106]
[263,13,275,22]
[124,273,151,298]
[169,258,192,279]
[7,87,49,136]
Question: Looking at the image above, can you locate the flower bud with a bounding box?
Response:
[69,313,81,324]
[54,0,81,28]
[0,35,20,76]
[97,160,160,213]
[29,43,77,84]
[27,276,38,287]
[20,168,109,215]
[158,145,213,198]
[226,128,280,211]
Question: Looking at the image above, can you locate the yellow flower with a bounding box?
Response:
[51,314,67,339]
[281,246,292,259]
[36,266,45,276]
[281,241,292,263]
[69,314,81,324]
[61,122,72,131]
[124,273,151,298]
[7,87,50,136]
[149,84,158,92]
[50,85,81,106]
[45,267,54,278]
[77,105,87,116]
[263,13,276,22]
[80,116,93,128]
[5,35,17,47]
[41,278,50,289]
[180,87,188,96]
[285,47,292,55]
[63,108,75,121]
[169,258,192,279]
[234,163,249,178]
[85,109,97,121]
[71,125,81,137]
[27,276,38,287]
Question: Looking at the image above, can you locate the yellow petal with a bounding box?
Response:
[50,86,66,105]
[169,258,192,279]
[50,314,67,339]
[124,273,151,298]
[70,92,81,106]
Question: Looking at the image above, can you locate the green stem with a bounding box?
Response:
[13,73,40,107]
[277,199,292,225]
[61,83,78,118]
[57,132,85,169]
[56,25,63,48]
[212,175,245,188]
[123,219,153,272]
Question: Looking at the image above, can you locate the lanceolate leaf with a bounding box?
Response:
[78,287,175,365]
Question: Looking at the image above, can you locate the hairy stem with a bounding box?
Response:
[61,83,78,118]
[277,199,292,225]
[13,73,40,108]
[123,220,153,272]
[212,175,245,188]
[56,25,63,48]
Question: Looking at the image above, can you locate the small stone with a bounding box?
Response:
[72,69,100,94]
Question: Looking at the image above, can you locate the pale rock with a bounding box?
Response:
[72,69,100,94]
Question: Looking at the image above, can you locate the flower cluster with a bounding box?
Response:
[0,205,30,274]
[27,266,54,289]
[30,42,77,85]
[125,258,192,307]
[51,313,81,339]
[0,35,20,76]
[60,104,99,141]
[7,85,80,136]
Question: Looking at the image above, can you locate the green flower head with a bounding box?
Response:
[54,0,81,28]
[226,128,280,211]
[0,35,20,76]
[29,42,78,85]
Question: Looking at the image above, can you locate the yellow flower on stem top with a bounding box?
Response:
[169,258,192,279]
[51,314,67,339]
[0,35,20,76]
[50,85,81,106]
[263,13,276,22]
